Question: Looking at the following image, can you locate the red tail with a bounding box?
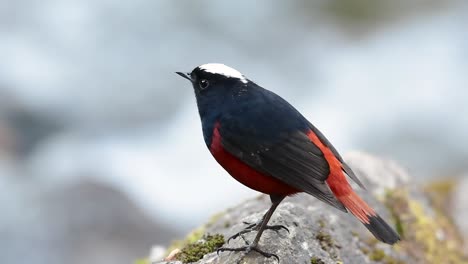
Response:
[326,166,400,244]
[307,130,400,244]
[335,189,375,224]
[325,168,376,222]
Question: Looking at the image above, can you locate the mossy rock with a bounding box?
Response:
[310,256,325,264]
[150,154,467,264]
[175,234,225,263]
[166,212,226,255]
[383,186,467,264]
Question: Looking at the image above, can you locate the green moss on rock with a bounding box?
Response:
[166,226,206,254]
[133,259,149,264]
[369,249,385,261]
[383,187,467,264]
[315,230,342,261]
[310,256,325,264]
[175,234,225,263]
[316,231,335,251]
[360,238,406,264]
[318,219,326,228]
[382,256,406,264]
[360,247,369,255]
[424,179,456,216]
[166,211,226,254]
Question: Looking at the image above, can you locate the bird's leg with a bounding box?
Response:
[227,215,289,243]
[218,195,286,262]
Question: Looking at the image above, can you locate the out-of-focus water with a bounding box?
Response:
[0,1,467,263]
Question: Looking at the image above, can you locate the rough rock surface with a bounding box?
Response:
[153,152,467,264]
[452,174,468,254]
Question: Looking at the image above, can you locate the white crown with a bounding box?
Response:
[198,63,247,83]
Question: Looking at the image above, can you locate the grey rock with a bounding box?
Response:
[343,151,409,195]
[156,153,411,264]
[197,194,403,264]
[452,174,468,253]
[157,152,467,264]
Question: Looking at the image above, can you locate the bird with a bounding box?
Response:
[176,63,400,261]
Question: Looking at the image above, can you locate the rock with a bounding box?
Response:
[452,174,468,254]
[151,246,170,262]
[152,153,466,264]
[343,151,409,195]
[165,196,397,264]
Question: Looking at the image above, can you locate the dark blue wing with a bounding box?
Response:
[218,86,347,211]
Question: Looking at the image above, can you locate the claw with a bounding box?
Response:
[227,229,251,244]
[251,248,279,262]
[227,223,289,244]
[242,221,257,229]
[218,245,279,263]
[239,233,250,245]
[268,224,290,234]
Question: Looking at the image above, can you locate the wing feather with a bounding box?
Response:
[219,126,346,212]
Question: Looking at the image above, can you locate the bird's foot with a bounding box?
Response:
[227,220,289,243]
[217,244,279,263]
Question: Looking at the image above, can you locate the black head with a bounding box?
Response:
[176,63,252,131]
[176,63,251,145]
[176,63,248,97]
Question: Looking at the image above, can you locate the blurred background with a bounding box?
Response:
[1,1,467,263]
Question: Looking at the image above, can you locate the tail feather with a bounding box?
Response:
[338,191,400,244]
[309,128,400,244]
[364,215,401,244]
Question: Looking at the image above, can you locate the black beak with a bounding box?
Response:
[176,72,192,81]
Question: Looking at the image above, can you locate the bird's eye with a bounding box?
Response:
[199,79,209,90]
